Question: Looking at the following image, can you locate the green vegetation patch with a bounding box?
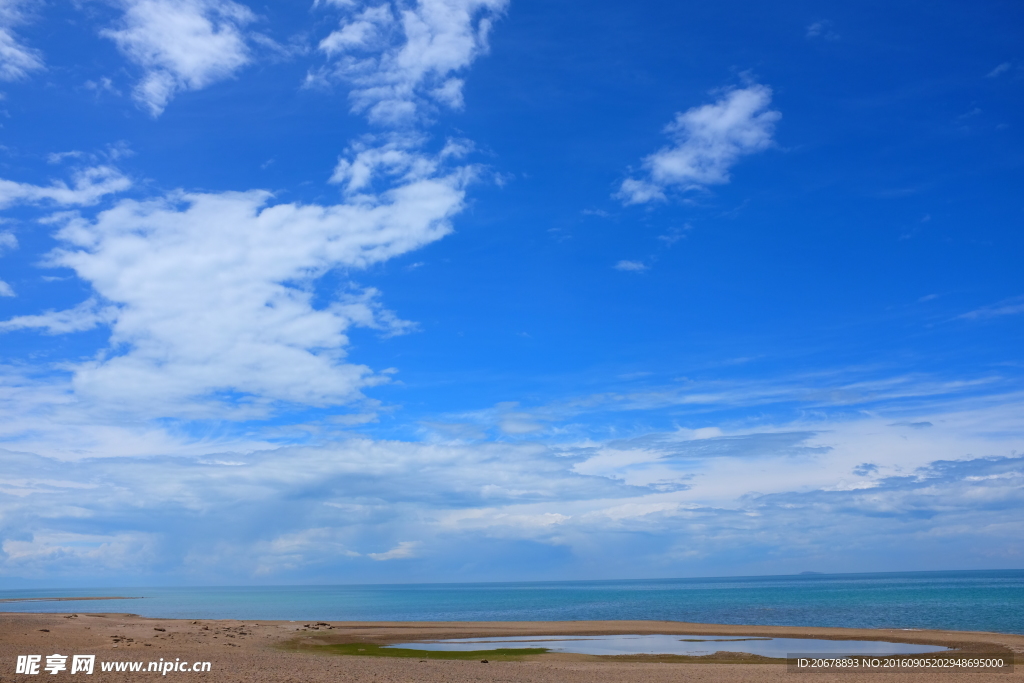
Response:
[317,643,547,660]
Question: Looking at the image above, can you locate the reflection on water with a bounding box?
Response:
[386,634,950,658]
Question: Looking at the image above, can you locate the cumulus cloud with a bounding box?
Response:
[312,0,507,124]
[3,0,493,429]
[0,280,13,296]
[617,84,780,205]
[102,0,256,116]
[0,166,131,208]
[0,0,42,81]
[1,142,471,417]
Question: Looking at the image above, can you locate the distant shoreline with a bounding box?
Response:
[0,596,141,603]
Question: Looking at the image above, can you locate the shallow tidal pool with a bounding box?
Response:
[385,634,950,658]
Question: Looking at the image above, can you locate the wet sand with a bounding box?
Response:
[1,612,1020,682]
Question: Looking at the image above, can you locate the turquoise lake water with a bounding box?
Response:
[1,570,1021,634]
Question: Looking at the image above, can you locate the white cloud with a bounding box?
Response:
[805,20,838,40]
[1,531,158,572]
[0,368,274,458]
[102,0,256,116]
[0,280,13,296]
[959,296,1024,320]
[1,399,1022,580]
[986,62,1011,78]
[252,528,360,574]
[330,134,472,194]
[613,259,647,272]
[312,0,507,125]
[368,540,420,560]
[0,298,118,334]
[0,229,15,252]
[657,224,690,246]
[0,28,41,81]
[0,167,131,209]
[46,151,85,165]
[84,77,121,96]
[0,0,42,81]
[2,142,471,418]
[617,84,780,205]
[2,0,492,433]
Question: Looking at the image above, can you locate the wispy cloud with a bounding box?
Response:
[613,259,647,272]
[369,540,420,560]
[102,0,256,116]
[46,151,85,165]
[657,224,690,246]
[986,62,1011,78]
[310,0,508,125]
[805,20,838,41]
[617,84,780,205]
[0,166,131,208]
[2,401,1021,581]
[0,0,43,81]
[437,372,1012,441]
[0,230,15,252]
[0,298,118,334]
[959,295,1024,321]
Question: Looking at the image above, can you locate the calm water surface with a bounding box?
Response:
[1,570,1021,634]
[385,635,951,657]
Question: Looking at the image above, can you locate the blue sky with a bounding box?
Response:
[0,0,1022,586]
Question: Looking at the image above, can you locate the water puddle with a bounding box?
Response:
[386,634,950,658]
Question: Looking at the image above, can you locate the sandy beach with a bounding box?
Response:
[1,611,1020,682]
